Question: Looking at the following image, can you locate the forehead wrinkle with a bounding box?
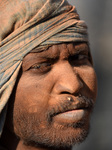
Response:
[75,43,89,53]
[58,43,90,60]
[47,44,60,59]
[59,43,70,59]
[31,44,60,59]
[22,43,89,67]
[22,44,60,66]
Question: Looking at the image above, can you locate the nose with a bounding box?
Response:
[53,63,83,95]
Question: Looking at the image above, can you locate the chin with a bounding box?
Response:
[15,116,90,150]
[22,127,90,150]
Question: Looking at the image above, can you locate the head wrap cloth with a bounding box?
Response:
[0,0,88,136]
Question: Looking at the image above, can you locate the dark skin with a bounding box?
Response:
[0,42,97,150]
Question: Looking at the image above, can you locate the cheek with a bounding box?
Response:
[14,75,51,113]
[78,67,97,98]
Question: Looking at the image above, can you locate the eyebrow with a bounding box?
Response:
[74,43,89,52]
[22,47,59,69]
[30,45,51,53]
[23,43,90,66]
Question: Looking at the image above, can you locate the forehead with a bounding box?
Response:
[23,42,89,62]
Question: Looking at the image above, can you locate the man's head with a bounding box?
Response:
[0,0,97,149]
[5,42,97,150]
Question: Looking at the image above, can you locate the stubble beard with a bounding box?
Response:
[13,108,90,150]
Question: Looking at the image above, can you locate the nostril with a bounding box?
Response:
[61,91,71,95]
[60,91,79,97]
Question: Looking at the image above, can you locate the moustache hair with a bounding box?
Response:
[47,96,94,120]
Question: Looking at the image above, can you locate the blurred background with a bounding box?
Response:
[68,0,112,150]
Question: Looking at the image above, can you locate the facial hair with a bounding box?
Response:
[13,96,93,149]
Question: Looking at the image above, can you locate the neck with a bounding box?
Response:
[16,141,40,150]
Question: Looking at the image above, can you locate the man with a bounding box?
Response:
[0,0,97,150]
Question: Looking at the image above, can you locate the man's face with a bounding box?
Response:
[12,43,97,149]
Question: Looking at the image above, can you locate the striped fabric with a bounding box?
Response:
[0,0,88,136]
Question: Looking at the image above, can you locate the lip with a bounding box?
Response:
[53,109,88,122]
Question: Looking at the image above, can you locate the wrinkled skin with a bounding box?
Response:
[1,42,97,150]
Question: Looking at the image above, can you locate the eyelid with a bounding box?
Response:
[26,62,52,75]
[78,53,89,59]
[30,62,51,68]
[69,50,89,59]
[30,64,41,69]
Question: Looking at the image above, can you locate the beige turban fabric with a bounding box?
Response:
[0,0,88,136]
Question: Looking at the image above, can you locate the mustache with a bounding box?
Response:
[48,96,94,119]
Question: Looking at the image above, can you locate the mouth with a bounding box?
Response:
[50,96,94,123]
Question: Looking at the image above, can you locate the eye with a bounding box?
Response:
[30,62,52,74]
[69,53,90,66]
[77,54,88,60]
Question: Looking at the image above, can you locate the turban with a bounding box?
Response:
[0,0,88,136]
